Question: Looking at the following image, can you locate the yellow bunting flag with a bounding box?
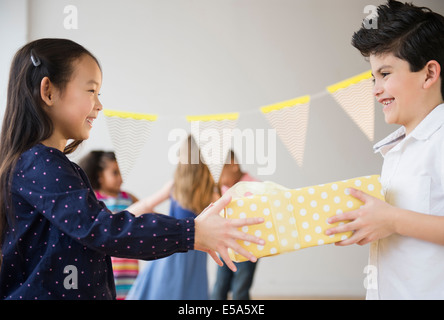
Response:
[260,95,310,167]
[327,70,375,141]
[186,112,239,183]
[103,109,158,180]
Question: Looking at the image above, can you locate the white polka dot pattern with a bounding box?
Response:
[223,175,384,262]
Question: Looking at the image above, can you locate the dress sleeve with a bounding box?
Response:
[13,148,195,260]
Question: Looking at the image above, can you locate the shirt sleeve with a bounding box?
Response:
[13,147,195,260]
[441,137,444,195]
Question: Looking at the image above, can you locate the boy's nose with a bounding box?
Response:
[372,80,383,97]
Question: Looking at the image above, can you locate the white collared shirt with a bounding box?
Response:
[367,103,444,299]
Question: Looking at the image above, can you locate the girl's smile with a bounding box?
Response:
[86,117,95,127]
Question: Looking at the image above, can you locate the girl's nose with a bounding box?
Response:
[95,96,103,111]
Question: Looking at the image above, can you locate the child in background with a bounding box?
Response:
[0,38,265,300]
[78,151,139,299]
[127,135,218,300]
[326,0,444,299]
[211,150,258,300]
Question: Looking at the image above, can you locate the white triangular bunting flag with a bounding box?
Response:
[103,110,157,181]
[186,113,239,183]
[328,71,375,141]
[261,96,310,167]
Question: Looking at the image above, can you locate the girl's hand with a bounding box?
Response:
[194,193,265,272]
[325,188,397,246]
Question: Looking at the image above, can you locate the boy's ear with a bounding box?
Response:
[423,60,441,89]
[40,77,55,106]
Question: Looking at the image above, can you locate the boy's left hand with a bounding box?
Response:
[325,188,397,246]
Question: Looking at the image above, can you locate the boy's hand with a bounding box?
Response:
[325,188,397,246]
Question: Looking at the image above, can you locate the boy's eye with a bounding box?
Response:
[372,72,389,84]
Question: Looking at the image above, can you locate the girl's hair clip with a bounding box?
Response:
[30,50,41,67]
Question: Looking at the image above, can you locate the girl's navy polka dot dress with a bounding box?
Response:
[0,144,194,300]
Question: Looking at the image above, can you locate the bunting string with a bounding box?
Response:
[103,70,375,180]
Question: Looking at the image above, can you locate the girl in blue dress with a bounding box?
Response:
[0,38,264,300]
[127,135,218,300]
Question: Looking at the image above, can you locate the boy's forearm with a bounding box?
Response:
[393,208,444,245]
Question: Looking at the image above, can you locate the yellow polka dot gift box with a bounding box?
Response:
[223,175,384,262]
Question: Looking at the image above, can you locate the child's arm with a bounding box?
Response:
[325,188,444,246]
[127,180,173,216]
[21,150,264,266]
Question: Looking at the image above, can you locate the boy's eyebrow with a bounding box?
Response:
[372,65,393,77]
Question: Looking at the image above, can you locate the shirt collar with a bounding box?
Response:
[373,103,444,156]
[373,126,405,156]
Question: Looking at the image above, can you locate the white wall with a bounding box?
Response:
[0,0,28,119]
[2,0,444,298]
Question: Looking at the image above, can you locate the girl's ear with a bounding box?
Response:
[40,77,55,106]
[423,60,441,89]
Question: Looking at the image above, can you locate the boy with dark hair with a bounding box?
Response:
[326,0,444,299]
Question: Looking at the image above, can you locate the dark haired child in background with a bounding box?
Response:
[79,151,172,300]
[326,0,444,299]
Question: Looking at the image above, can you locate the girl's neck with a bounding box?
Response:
[40,136,67,152]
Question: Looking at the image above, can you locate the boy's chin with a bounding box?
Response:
[383,114,399,126]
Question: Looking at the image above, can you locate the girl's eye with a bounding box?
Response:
[88,90,101,96]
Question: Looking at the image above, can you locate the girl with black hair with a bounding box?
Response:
[0,38,264,300]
